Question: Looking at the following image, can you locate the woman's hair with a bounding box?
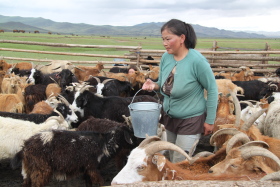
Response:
[161,19,197,49]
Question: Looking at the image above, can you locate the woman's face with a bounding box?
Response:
[161,29,184,55]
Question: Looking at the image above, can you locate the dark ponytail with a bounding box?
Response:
[161,19,197,49]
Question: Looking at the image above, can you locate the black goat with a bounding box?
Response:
[85,76,133,97]
[11,68,31,77]
[14,125,135,186]
[232,80,274,101]
[0,102,78,124]
[71,86,158,123]
[26,68,58,85]
[56,69,79,88]
[77,116,139,169]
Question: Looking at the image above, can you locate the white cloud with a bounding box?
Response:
[0,0,279,32]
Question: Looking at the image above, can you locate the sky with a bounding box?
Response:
[1,0,280,32]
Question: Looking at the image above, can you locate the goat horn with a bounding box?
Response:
[240,146,280,167]
[53,108,65,123]
[188,138,200,157]
[190,151,214,164]
[74,65,85,72]
[92,76,100,84]
[52,66,61,70]
[138,135,161,148]
[57,94,70,106]
[102,78,113,84]
[49,76,59,85]
[210,128,241,146]
[260,171,280,181]
[226,132,250,154]
[44,62,52,67]
[241,108,267,131]
[79,85,94,93]
[230,91,241,128]
[144,140,193,161]
[239,101,254,107]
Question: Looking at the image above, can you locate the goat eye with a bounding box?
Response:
[136,165,145,171]
[231,164,238,168]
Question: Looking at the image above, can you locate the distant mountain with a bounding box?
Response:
[0,14,269,38]
[0,21,49,33]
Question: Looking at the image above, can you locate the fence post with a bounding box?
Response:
[263,42,270,65]
[211,41,218,63]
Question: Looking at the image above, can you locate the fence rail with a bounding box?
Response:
[1,40,279,73]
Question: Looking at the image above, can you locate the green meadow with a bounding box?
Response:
[0,32,279,64]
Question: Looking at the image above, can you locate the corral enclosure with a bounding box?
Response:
[0,32,280,74]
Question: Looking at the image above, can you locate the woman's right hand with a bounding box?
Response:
[142,79,156,91]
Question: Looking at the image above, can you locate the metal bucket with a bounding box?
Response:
[128,89,162,138]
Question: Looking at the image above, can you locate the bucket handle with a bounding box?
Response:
[130,88,161,106]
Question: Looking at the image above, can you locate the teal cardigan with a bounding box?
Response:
[157,49,218,124]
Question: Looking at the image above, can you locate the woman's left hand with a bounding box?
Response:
[204,123,214,136]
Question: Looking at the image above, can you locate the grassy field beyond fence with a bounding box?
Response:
[0,32,280,65]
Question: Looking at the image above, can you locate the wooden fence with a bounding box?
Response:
[1,40,280,74]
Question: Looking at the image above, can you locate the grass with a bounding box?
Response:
[0,32,279,64]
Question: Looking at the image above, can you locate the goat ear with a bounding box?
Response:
[252,161,274,175]
[152,154,166,172]
[123,130,133,145]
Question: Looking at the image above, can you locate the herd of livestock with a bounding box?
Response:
[0,58,280,186]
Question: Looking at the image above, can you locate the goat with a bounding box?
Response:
[71,85,158,123]
[26,67,58,85]
[15,125,135,187]
[0,94,24,113]
[77,116,138,170]
[85,76,132,97]
[74,62,104,81]
[111,136,274,185]
[24,84,47,113]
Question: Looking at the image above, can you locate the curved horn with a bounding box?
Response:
[57,94,70,106]
[230,91,241,128]
[144,140,193,161]
[102,78,114,85]
[190,151,214,164]
[260,171,280,181]
[241,108,267,131]
[74,65,85,72]
[226,132,250,154]
[49,76,59,85]
[239,146,280,167]
[188,139,200,157]
[53,108,65,123]
[270,84,278,91]
[210,128,241,146]
[239,101,254,107]
[93,77,100,84]
[138,135,161,148]
[52,66,61,70]
[79,85,94,93]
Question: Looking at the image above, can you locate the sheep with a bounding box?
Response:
[15,125,135,187]
[0,109,69,160]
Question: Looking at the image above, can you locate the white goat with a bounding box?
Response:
[263,92,280,138]
[0,109,70,160]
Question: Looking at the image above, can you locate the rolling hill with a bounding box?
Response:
[0,14,268,38]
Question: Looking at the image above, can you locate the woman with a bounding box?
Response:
[142,19,218,163]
